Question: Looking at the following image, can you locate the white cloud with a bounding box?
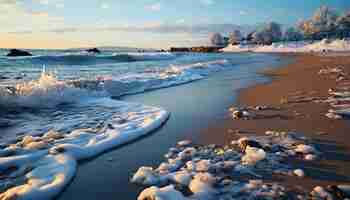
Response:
[38,0,49,5]
[100,3,110,9]
[56,3,64,8]
[146,2,161,11]
[239,11,248,15]
[200,0,214,6]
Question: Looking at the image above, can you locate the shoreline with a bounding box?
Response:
[201,53,350,190]
[57,53,283,200]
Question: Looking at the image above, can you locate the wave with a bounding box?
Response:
[0,72,107,109]
[73,59,229,97]
[0,59,230,111]
[6,52,177,65]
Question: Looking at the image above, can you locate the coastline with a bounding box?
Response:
[201,53,350,190]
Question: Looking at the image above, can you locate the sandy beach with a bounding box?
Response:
[201,53,350,190]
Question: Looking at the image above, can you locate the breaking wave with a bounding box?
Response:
[0,72,107,109]
[0,59,230,111]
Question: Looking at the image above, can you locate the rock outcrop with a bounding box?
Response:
[6,49,32,57]
[86,48,101,54]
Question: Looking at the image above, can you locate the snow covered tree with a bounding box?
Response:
[252,31,271,45]
[228,30,243,45]
[209,33,224,46]
[298,6,339,39]
[336,11,350,38]
[284,27,304,41]
[266,22,283,41]
[252,22,282,45]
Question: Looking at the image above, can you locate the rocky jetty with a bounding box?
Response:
[170,46,222,53]
[6,49,32,57]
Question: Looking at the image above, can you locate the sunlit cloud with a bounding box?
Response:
[0,0,65,33]
[146,2,161,11]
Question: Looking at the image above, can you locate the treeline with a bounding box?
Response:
[210,6,350,46]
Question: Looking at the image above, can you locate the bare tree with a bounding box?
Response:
[298,6,339,39]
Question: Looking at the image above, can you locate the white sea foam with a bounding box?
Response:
[0,72,106,109]
[0,154,77,200]
[0,57,231,199]
[99,59,229,97]
[0,97,169,199]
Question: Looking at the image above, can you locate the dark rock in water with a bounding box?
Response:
[0,75,8,80]
[86,48,101,54]
[6,49,32,57]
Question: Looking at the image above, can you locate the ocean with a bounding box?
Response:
[0,49,283,199]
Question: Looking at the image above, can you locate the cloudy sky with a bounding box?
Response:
[1,0,350,49]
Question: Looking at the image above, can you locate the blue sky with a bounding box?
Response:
[1,0,350,49]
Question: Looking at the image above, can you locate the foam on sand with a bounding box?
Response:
[0,154,76,200]
[0,99,169,199]
[132,131,320,200]
[0,78,170,200]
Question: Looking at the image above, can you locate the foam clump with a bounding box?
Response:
[0,154,76,200]
[132,131,320,200]
[131,167,162,186]
[293,169,305,177]
[241,146,266,165]
[137,185,188,200]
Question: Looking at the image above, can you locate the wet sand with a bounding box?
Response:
[201,53,350,190]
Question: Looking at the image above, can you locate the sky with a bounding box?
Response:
[1,0,350,49]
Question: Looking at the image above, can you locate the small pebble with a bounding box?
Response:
[293,169,305,177]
